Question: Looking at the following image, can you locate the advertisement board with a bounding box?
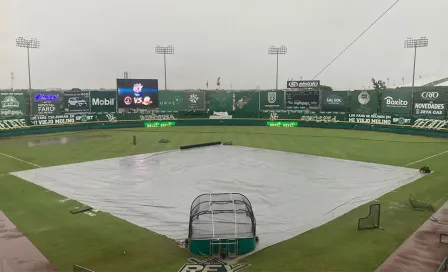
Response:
[413,88,447,116]
[350,90,378,114]
[117,79,158,109]
[0,91,27,117]
[159,91,184,111]
[29,114,96,125]
[31,91,62,115]
[285,91,319,110]
[320,91,347,112]
[209,93,233,112]
[63,91,91,113]
[259,91,284,110]
[381,90,412,114]
[184,92,205,110]
[90,91,117,112]
[287,80,320,89]
[348,113,391,124]
[233,91,259,118]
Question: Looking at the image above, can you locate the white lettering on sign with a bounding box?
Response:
[0,119,28,130]
[413,119,448,130]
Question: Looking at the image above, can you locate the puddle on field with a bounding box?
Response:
[28,135,110,147]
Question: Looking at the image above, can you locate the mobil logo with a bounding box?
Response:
[34,93,59,101]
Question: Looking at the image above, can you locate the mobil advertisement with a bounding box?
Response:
[90,91,117,113]
[413,89,448,116]
[117,79,159,109]
[31,91,62,115]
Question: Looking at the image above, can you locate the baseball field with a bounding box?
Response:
[1,126,447,271]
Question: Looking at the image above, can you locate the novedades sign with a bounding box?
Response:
[414,103,445,116]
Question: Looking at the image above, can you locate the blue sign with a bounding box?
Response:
[34,93,59,101]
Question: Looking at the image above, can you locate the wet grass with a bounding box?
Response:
[0,126,447,271]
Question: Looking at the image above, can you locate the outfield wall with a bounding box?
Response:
[1,112,447,138]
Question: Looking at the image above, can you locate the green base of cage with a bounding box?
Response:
[189,237,256,257]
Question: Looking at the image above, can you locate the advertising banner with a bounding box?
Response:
[320,91,347,112]
[259,90,284,110]
[209,92,233,112]
[350,90,378,114]
[287,80,320,89]
[0,91,27,117]
[233,91,259,118]
[412,118,448,130]
[31,91,62,115]
[29,114,96,125]
[348,113,392,124]
[261,111,346,122]
[413,88,448,116]
[63,91,90,113]
[381,90,412,114]
[159,91,184,111]
[0,118,29,130]
[117,79,159,109]
[90,91,117,112]
[285,91,319,111]
[184,92,205,110]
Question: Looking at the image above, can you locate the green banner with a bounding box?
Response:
[0,91,27,117]
[233,91,259,118]
[0,118,29,130]
[350,90,378,114]
[381,90,412,114]
[209,92,233,112]
[159,91,184,111]
[31,91,62,115]
[261,111,347,122]
[184,92,205,110]
[321,91,347,112]
[259,91,284,110]
[29,114,97,125]
[348,113,393,124]
[63,91,91,113]
[90,91,117,113]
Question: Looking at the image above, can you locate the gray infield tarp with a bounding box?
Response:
[12,145,424,254]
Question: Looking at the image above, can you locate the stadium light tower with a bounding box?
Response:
[404,37,428,87]
[155,45,175,90]
[268,46,287,90]
[16,37,40,91]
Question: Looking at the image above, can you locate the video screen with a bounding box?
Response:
[117,79,159,108]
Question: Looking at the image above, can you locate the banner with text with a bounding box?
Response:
[285,91,319,111]
[63,91,91,113]
[350,90,378,114]
[381,90,412,114]
[90,91,117,112]
[184,92,206,110]
[320,91,347,112]
[31,91,62,115]
[259,91,284,110]
[159,91,184,111]
[413,88,448,116]
[0,91,27,117]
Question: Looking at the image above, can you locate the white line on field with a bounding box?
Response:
[404,150,448,167]
[0,152,42,168]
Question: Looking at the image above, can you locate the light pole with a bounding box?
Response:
[404,37,428,87]
[16,37,40,91]
[268,46,287,90]
[155,45,175,90]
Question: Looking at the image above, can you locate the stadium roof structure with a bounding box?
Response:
[401,76,448,87]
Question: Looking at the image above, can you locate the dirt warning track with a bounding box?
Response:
[0,211,56,272]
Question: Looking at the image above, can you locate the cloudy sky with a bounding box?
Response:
[1,0,446,90]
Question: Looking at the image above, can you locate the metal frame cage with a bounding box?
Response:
[187,193,257,257]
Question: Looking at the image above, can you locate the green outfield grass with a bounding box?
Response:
[1,126,448,272]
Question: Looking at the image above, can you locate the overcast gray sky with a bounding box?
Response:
[1,0,446,90]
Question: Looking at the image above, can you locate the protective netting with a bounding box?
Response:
[409,194,435,212]
[358,203,380,230]
[189,193,256,239]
